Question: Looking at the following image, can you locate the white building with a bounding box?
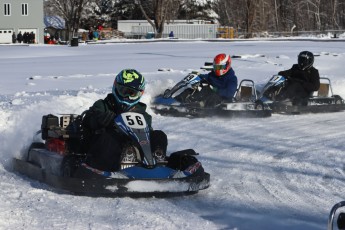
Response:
[0,0,44,44]
[118,20,218,39]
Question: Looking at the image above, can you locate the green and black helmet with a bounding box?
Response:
[112,69,145,109]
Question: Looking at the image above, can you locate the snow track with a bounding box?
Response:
[1,41,345,229]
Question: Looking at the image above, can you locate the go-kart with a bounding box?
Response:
[151,71,271,118]
[13,112,210,197]
[257,75,345,114]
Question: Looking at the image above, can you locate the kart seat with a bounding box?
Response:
[238,86,253,101]
[318,83,329,97]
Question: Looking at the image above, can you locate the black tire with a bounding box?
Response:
[167,149,199,171]
[26,142,45,161]
[334,95,344,104]
[255,100,265,110]
[61,155,78,177]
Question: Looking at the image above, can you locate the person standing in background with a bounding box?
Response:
[12,32,16,43]
[17,31,23,43]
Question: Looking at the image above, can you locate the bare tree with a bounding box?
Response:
[213,0,258,36]
[256,0,275,32]
[331,0,340,29]
[213,0,232,25]
[274,0,279,30]
[244,0,260,37]
[339,0,345,28]
[136,0,175,38]
[45,0,92,40]
[220,1,232,25]
[44,0,345,38]
[307,0,322,30]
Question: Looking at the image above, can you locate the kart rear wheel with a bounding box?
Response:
[334,95,344,104]
[61,156,78,177]
[26,142,45,161]
[255,100,265,110]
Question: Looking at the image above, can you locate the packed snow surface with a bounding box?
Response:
[1,40,345,230]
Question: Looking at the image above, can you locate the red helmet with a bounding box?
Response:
[213,53,231,77]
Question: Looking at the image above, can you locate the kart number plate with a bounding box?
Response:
[121,112,147,129]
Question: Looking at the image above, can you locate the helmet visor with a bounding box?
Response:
[298,52,312,66]
[298,55,307,64]
[213,63,228,71]
[116,84,143,100]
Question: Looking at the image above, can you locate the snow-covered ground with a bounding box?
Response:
[1,40,345,230]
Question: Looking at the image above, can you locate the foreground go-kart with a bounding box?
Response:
[257,75,345,114]
[13,112,210,197]
[151,70,271,118]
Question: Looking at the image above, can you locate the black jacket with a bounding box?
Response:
[278,64,320,93]
[85,93,152,131]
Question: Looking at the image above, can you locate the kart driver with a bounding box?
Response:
[177,53,238,107]
[277,51,320,105]
[80,69,167,175]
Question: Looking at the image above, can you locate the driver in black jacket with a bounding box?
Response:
[81,69,167,174]
[277,51,320,105]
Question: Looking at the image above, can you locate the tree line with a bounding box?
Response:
[215,0,345,37]
[44,0,345,39]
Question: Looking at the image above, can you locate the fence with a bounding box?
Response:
[125,23,345,39]
[239,29,345,39]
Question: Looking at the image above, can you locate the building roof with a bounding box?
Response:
[44,16,65,29]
